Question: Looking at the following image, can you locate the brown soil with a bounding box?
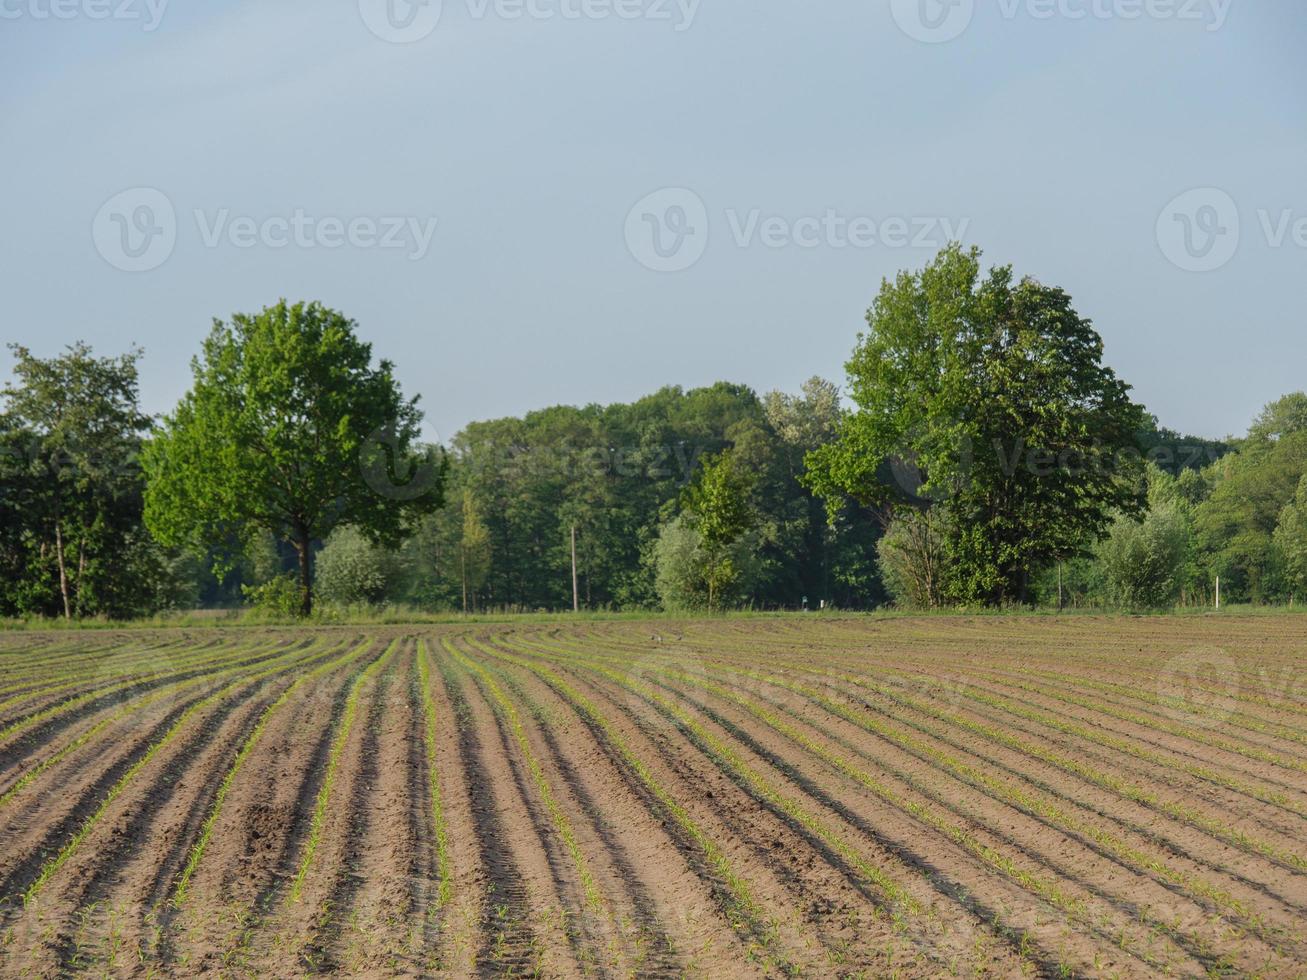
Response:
[0,616,1304,978]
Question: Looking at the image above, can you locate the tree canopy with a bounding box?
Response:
[805,244,1149,605]
[1,343,159,618]
[142,300,445,615]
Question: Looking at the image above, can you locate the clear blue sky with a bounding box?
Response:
[2,1,1303,442]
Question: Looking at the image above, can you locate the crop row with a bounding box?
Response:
[18,637,339,908]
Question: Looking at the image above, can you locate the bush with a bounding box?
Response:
[1096,502,1192,608]
[315,527,406,607]
[240,574,302,617]
[653,516,762,611]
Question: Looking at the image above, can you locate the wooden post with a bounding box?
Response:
[571,525,579,613]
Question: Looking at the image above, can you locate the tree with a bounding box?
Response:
[459,492,491,612]
[652,515,705,611]
[1193,419,1307,602]
[1,343,156,619]
[1249,393,1307,443]
[652,514,763,611]
[762,378,841,453]
[805,245,1148,606]
[1096,504,1192,608]
[1274,475,1307,601]
[761,378,844,605]
[681,450,755,609]
[143,301,445,616]
[876,507,951,609]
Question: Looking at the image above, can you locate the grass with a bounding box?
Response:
[7,602,1307,633]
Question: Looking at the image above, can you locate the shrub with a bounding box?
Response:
[240,574,302,617]
[315,526,407,606]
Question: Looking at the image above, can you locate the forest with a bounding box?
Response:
[5,245,1303,620]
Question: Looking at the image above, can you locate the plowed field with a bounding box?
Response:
[1,616,1304,977]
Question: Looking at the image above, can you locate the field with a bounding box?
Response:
[0,618,1304,978]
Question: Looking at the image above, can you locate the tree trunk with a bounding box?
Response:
[54,521,71,621]
[461,547,468,614]
[294,525,313,617]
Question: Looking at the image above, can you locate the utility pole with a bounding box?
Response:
[1057,562,1064,612]
[1215,575,1221,611]
[570,525,579,613]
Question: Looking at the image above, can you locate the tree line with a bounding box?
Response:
[6,245,1300,620]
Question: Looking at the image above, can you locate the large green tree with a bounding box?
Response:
[143,301,445,616]
[806,245,1148,606]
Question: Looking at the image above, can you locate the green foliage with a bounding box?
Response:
[438,380,856,612]
[681,450,756,610]
[244,531,286,586]
[806,244,1149,606]
[1249,393,1307,442]
[652,515,762,611]
[876,508,951,609]
[0,342,176,619]
[1096,474,1194,609]
[1192,412,1307,603]
[315,526,407,606]
[651,516,703,610]
[240,573,303,617]
[1273,475,1307,600]
[1134,425,1229,477]
[458,493,492,612]
[142,301,445,616]
[18,285,1307,618]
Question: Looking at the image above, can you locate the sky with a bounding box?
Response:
[1,0,1304,443]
